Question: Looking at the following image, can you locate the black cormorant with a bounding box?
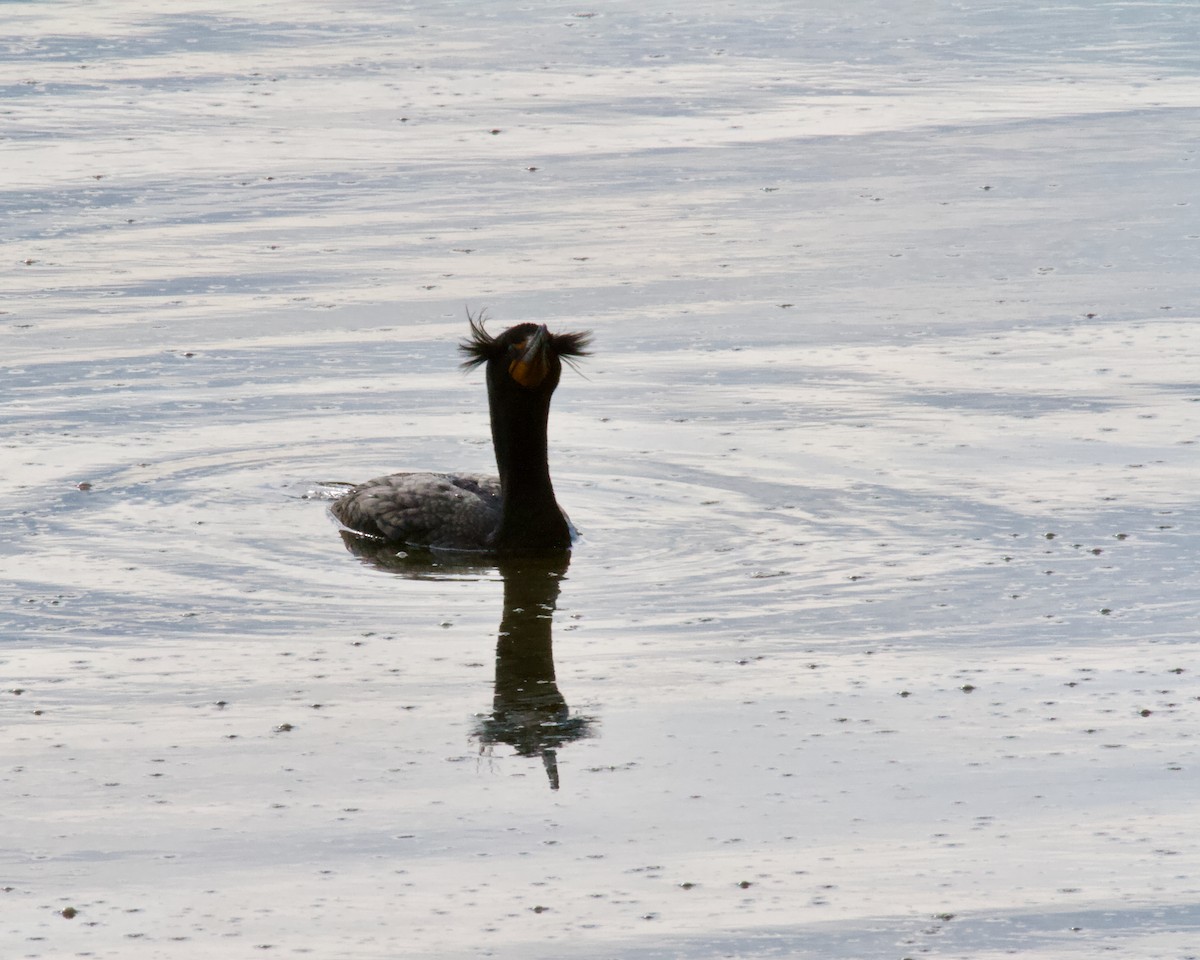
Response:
[331,316,591,554]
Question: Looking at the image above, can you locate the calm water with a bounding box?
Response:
[3,2,1199,957]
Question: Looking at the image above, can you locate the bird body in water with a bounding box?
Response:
[331,317,591,554]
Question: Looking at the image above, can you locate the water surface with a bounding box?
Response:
[3,1,1199,957]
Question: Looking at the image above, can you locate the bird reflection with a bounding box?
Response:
[477,554,593,790]
[339,534,594,789]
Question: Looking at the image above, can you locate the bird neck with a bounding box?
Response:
[489,394,569,550]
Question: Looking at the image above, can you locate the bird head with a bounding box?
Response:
[460,313,591,397]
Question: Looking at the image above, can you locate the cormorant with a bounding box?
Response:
[331,316,590,554]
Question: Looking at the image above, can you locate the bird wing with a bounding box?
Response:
[331,472,501,550]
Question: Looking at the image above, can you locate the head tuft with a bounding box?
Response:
[459,310,592,372]
[550,329,592,365]
[459,309,497,370]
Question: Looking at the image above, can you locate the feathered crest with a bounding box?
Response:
[554,330,594,373]
[459,308,592,372]
[459,308,497,369]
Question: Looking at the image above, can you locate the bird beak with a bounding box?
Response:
[508,324,551,388]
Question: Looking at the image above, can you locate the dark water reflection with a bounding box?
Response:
[481,556,595,791]
[339,534,594,790]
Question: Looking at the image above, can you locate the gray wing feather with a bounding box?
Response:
[331,472,501,550]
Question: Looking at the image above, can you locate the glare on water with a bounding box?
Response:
[3,2,1199,957]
